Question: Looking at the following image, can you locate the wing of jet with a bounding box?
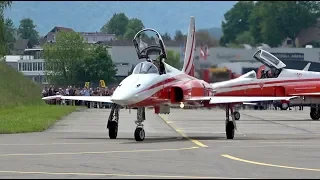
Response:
[187,96,296,104]
[42,95,113,103]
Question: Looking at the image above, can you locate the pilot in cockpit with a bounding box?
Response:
[260,69,266,79]
[152,57,166,75]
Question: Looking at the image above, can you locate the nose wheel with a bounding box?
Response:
[233,111,240,121]
[134,107,146,141]
[134,126,145,141]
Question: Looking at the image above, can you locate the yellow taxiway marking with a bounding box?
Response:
[0,147,199,157]
[0,170,247,179]
[158,114,208,148]
[222,154,320,172]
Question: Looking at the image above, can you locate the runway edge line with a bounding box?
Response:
[158,114,208,148]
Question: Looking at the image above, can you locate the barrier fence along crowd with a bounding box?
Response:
[42,85,115,108]
[42,86,305,111]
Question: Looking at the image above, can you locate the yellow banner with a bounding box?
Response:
[85,82,90,88]
[100,80,106,88]
[209,67,228,73]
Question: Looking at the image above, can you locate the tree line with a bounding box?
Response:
[0,3,183,86]
[100,13,218,47]
[220,1,320,48]
[0,1,39,56]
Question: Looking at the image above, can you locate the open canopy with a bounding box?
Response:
[253,49,286,69]
[132,28,167,60]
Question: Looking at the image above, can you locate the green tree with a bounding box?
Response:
[165,50,182,69]
[248,1,264,44]
[0,1,11,11]
[161,32,171,40]
[123,18,144,40]
[234,31,254,45]
[4,18,16,54]
[81,45,117,84]
[174,30,185,42]
[0,1,12,56]
[43,31,87,85]
[277,1,320,47]
[220,1,255,46]
[17,18,39,47]
[100,13,129,37]
[248,1,320,47]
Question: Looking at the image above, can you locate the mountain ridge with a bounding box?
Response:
[4,1,234,39]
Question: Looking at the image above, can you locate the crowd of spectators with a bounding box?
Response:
[42,85,115,108]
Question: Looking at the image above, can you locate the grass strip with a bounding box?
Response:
[0,105,78,133]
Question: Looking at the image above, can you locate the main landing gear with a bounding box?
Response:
[107,104,146,141]
[107,103,120,139]
[310,106,320,120]
[225,104,237,139]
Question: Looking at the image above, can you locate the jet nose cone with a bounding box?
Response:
[111,92,131,106]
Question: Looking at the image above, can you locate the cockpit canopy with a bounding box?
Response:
[253,49,286,69]
[132,28,167,60]
[238,70,257,79]
[132,61,159,74]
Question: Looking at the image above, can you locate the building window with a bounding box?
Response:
[86,37,88,42]
[22,63,27,71]
[18,63,22,71]
[287,39,292,45]
[28,62,32,71]
[33,62,38,71]
[93,36,97,42]
[38,62,43,71]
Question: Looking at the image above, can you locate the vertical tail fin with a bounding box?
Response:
[182,16,196,77]
[302,62,311,71]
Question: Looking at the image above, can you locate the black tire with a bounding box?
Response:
[234,111,240,121]
[310,111,320,120]
[108,121,118,139]
[134,127,145,141]
[226,121,235,139]
[280,103,288,110]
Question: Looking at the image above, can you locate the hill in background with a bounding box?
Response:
[0,62,44,108]
[199,27,223,40]
[4,1,235,37]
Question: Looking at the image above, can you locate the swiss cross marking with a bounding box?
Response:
[258,83,264,88]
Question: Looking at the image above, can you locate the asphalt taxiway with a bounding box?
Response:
[0,107,320,178]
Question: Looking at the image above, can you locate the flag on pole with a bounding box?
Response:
[200,45,209,60]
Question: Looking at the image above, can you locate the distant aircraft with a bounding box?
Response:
[43,17,296,142]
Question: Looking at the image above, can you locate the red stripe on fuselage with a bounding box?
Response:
[137,73,197,94]
[229,78,320,88]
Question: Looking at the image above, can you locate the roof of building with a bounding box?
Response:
[95,40,183,47]
[79,32,116,36]
[44,26,75,38]
[14,39,31,50]
[50,26,74,32]
[39,37,47,46]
